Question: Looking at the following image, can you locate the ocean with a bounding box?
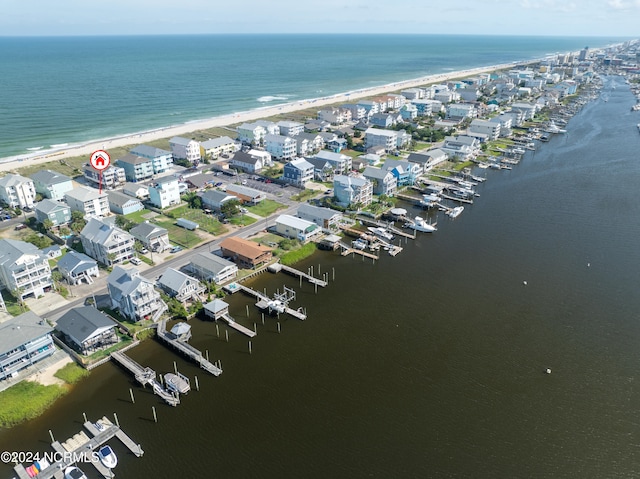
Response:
[0,34,630,159]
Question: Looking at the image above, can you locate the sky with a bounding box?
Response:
[2,0,638,37]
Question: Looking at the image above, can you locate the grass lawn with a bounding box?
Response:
[167,206,228,236]
[84,335,133,363]
[341,149,364,158]
[279,242,317,266]
[151,217,204,248]
[228,215,257,227]
[125,209,155,223]
[290,189,319,202]
[54,362,89,384]
[248,199,287,217]
[0,381,66,428]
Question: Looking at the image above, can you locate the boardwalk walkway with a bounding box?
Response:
[157,320,222,376]
[220,313,257,338]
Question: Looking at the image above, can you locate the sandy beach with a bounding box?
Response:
[0,62,519,173]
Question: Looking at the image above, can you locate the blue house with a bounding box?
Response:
[107,190,144,215]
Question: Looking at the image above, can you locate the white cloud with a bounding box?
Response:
[607,0,640,9]
[520,0,578,12]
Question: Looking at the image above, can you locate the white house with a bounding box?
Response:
[80,217,135,266]
[169,137,201,163]
[107,266,167,322]
[148,176,180,209]
[64,187,110,218]
[130,145,173,174]
[236,123,267,145]
[0,174,36,209]
[468,119,501,141]
[200,136,237,159]
[277,120,304,137]
[274,214,322,243]
[0,239,52,300]
[56,250,99,285]
[188,253,238,284]
[265,134,297,160]
[333,175,373,208]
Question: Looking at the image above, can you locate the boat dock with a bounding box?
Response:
[268,262,328,287]
[13,416,143,479]
[236,283,307,320]
[157,320,222,376]
[357,217,415,239]
[220,312,257,338]
[110,351,180,406]
[339,242,379,260]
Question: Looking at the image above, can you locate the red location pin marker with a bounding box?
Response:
[90,150,111,193]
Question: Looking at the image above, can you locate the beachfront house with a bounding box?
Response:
[34,199,72,227]
[277,121,304,137]
[225,184,266,205]
[64,187,110,218]
[157,268,206,304]
[56,250,99,285]
[200,136,237,160]
[265,134,297,160]
[274,214,322,244]
[107,266,167,322]
[219,237,272,270]
[130,145,173,174]
[188,253,238,284]
[117,153,154,183]
[148,176,180,209]
[317,108,352,125]
[83,163,126,190]
[362,166,398,196]
[341,104,367,121]
[310,150,352,175]
[80,217,135,266]
[333,175,373,208]
[0,311,55,382]
[0,174,36,210]
[283,158,314,187]
[236,123,267,146]
[296,203,343,231]
[0,239,53,300]
[107,190,144,216]
[30,170,73,201]
[169,137,201,163]
[55,306,119,356]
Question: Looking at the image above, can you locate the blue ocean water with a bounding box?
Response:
[0,34,629,159]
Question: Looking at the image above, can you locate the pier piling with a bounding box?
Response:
[277,322,281,333]
[216,323,219,337]
[83,412,87,423]
[113,413,119,427]
[194,375,199,391]
[248,341,252,354]
[49,429,55,443]
[152,406,157,423]
[225,330,229,342]
[129,388,135,404]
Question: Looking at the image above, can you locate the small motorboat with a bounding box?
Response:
[64,466,88,479]
[447,206,464,219]
[411,216,437,233]
[98,444,118,469]
[164,372,191,394]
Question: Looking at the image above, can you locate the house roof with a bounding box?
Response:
[65,186,106,202]
[130,222,168,241]
[232,151,261,165]
[226,184,264,199]
[297,203,341,221]
[0,239,47,272]
[30,170,72,185]
[185,173,216,189]
[80,218,133,246]
[130,145,172,158]
[107,190,141,208]
[57,250,97,275]
[276,214,318,233]
[201,190,236,204]
[36,199,69,214]
[158,268,200,293]
[219,237,272,260]
[190,253,237,275]
[117,153,150,165]
[169,136,197,147]
[204,299,229,314]
[285,158,314,171]
[0,311,52,355]
[313,150,348,162]
[107,265,153,298]
[0,174,32,188]
[305,157,333,170]
[363,166,393,180]
[201,136,235,149]
[55,306,117,343]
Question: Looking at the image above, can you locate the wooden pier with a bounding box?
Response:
[236,284,307,320]
[13,416,143,479]
[357,217,416,239]
[111,351,180,406]
[268,262,328,287]
[220,312,257,338]
[157,320,222,376]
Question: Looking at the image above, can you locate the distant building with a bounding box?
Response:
[219,237,272,269]
[0,311,55,381]
[107,266,167,322]
[55,306,118,356]
[0,174,36,209]
[0,239,53,300]
[200,136,237,160]
[130,145,173,174]
[80,217,135,266]
[188,253,238,284]
[64,187,110,218]
[34,199,71,226]
[30,170,73,201]
[169,137,201,163]
[277,120,304,137]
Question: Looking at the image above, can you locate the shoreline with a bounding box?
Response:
[0,60,529,173]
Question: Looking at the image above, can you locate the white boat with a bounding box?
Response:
[164,372,191,394]
[352,238,367,250]
[447,206,464,218]
[267,300,286,314]
[98,444,118,469]
[64,466,88,479]
[411,216,437,233]
[545,121,566,134]
[367,226,394,241]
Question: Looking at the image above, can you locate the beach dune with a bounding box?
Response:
[0,62,517,173]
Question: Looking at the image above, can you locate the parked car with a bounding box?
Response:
[14,223,27,230]
[130,257,142,265]
[139,248,148,254]
[170,246,183,253]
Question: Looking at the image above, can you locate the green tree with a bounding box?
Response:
[115,215,136,232]
[42,219,54,232]
[221,199,241,217]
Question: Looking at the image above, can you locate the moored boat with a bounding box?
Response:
[164,372,191,394]
[447,206,464,219]
[410,216,437,233]
[98,444,118,469]
[64,466,87,479]
[367,226,394,241]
